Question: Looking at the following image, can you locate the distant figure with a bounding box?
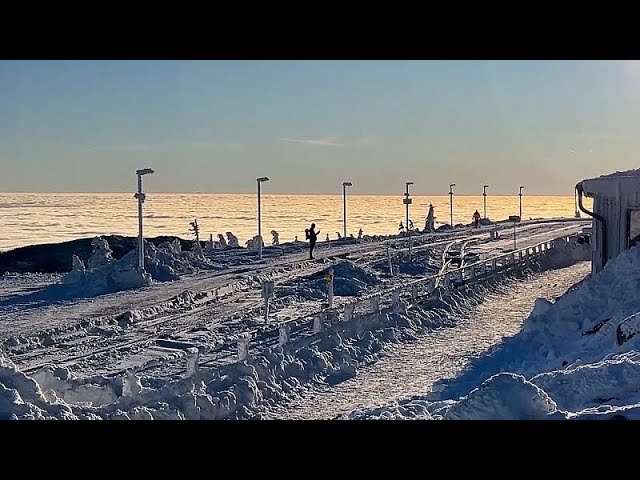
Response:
[473,210,481,228]
[336,232,342,240]
[358,228,363,239]
[271,230,279,246]
[326,233,330,242]
[349,233,355,239]
[425,204,435,232]
[408,219,414,231]
[295,235,298,242]
[217,234,227,248]
[305,223,320,260]
[399,221,404,233]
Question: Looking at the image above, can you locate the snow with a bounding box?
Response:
[442,373,561,420]
[0,219,594,420]
[349,243,640,420]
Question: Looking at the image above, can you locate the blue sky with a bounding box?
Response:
[1,60,639,195]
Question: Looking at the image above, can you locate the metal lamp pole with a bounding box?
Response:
[449,183,456,227]
[343,181,352,239]
[134,168,154,272]
[404,182,414,233]
[257,176,269,259]
[483,185,489,219]
[519,185,524,221]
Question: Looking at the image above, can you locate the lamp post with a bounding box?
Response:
[257,176,269,260]
[342,181,352,239]
[134,168,154,272]
[403,182,414,234]
[519,185,524,221]
[483,185,489,219]
[449,183,456,227]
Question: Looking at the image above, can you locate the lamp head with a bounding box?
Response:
[136,168,154,176]
[343,181,353,187]
[257,177,270,183]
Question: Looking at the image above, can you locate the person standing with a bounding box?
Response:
[305,223,320,259]
[473,210,481,228]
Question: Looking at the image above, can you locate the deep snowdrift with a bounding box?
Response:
[350,245,640,420]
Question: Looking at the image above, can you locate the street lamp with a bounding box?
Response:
[483,185,489,219]
[342,181,352,239]
[257,176,269,260]
[519,185,524,221]
[134,168,154,272]
[449,183,456,227]
[403,182,414,234]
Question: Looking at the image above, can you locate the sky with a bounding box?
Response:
[1,60,640,196]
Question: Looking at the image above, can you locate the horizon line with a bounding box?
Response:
[0,191,577,197]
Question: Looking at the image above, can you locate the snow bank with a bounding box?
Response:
[62,237,223,296]
[4,266,540,420]
[351,244,640,420]
[0,354,103,419]
[442,373,561,420]
[540,236,591,270]
[278,260,382,299]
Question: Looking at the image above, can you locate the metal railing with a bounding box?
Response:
[214,234,573,368]
[130,233,576,377]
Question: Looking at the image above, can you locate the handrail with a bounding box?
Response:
[137,232,580,375]
[236,233,574,341]
[344,235,567,305]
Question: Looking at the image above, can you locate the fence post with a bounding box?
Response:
[278,324,290,347]
[313,315,322,334]
[122,370,142,399]
[186,347,200,377]
[262,280,274,323]
[326,268,334,308]
[237,334,250,362]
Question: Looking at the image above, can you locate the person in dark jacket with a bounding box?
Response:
[305,223,320,259]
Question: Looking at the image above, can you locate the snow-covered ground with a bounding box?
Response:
[0,219,591,419]
[265,262,590,419]
[348,242,640,420]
